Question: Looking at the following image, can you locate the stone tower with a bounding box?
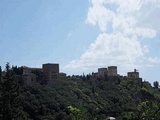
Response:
[42,63,59,83]
[127,69,139,78]
[98,68,108,78]
[42,63,59,74]
[108,66,117,76]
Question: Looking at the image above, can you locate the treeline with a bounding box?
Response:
[0,63,160,119]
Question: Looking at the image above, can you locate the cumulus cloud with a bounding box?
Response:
[64,0,160,75]
[86,0,158,37]
[65,33,143,72]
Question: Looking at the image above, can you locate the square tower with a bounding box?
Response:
[108,66,117,76]
[42,63,59,82]
[42,63,59,74]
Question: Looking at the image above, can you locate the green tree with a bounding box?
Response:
[137,101,160,119]
[123,101,160,120]
[0,63,22,120]
[153,81,159,88]
[0,66,1,78]
[67,106,89,120]
[12,66,23,75]
[0,66,2,119]
[82,73,86,81]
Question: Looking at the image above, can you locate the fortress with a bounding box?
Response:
[18,63,66,85]
[98,66,117,78]
[95,66,140,79]
[15,63,141,86]
[93,66,142,86]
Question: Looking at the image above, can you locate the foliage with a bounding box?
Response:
[17,78,160,119]
[153,81,159,88]
[0,63,23,119]
[1,63,160,119]
[124,100,160,120]
[67,106,89,120]
[12,65,23,75]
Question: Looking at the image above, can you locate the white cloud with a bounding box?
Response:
[64,0,160,75]
[86,0,115,31]
[65,33,145,74]
[148,57,160,64]
[143,45,149,53]
[86,0,158,37]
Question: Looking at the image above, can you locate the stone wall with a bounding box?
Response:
[108,66,117,76]
[127,71,139,78]
[22,73,37,85]
[22,66,42,74]
[42,63,59,74]
[42,63,60,84]
[98,68,108,78]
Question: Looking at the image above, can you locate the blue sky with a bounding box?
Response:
[0,0,160,84]
[0,0,96,66]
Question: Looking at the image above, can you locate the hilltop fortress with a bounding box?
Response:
[93,66,139,79]
[16,63,66,85]
[15,63,142,86]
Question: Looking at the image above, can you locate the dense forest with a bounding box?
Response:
[0,63,160,120]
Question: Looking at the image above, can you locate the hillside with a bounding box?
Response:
[19,77,160,119]
[0,64,160,119]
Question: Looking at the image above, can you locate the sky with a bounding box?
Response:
[0,0,160,84]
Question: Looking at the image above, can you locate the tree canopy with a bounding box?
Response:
[0,63,160,119]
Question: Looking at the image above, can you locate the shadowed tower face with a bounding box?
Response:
[42,63,60,82]
[42,63,59,74]
[98,68,108,78]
